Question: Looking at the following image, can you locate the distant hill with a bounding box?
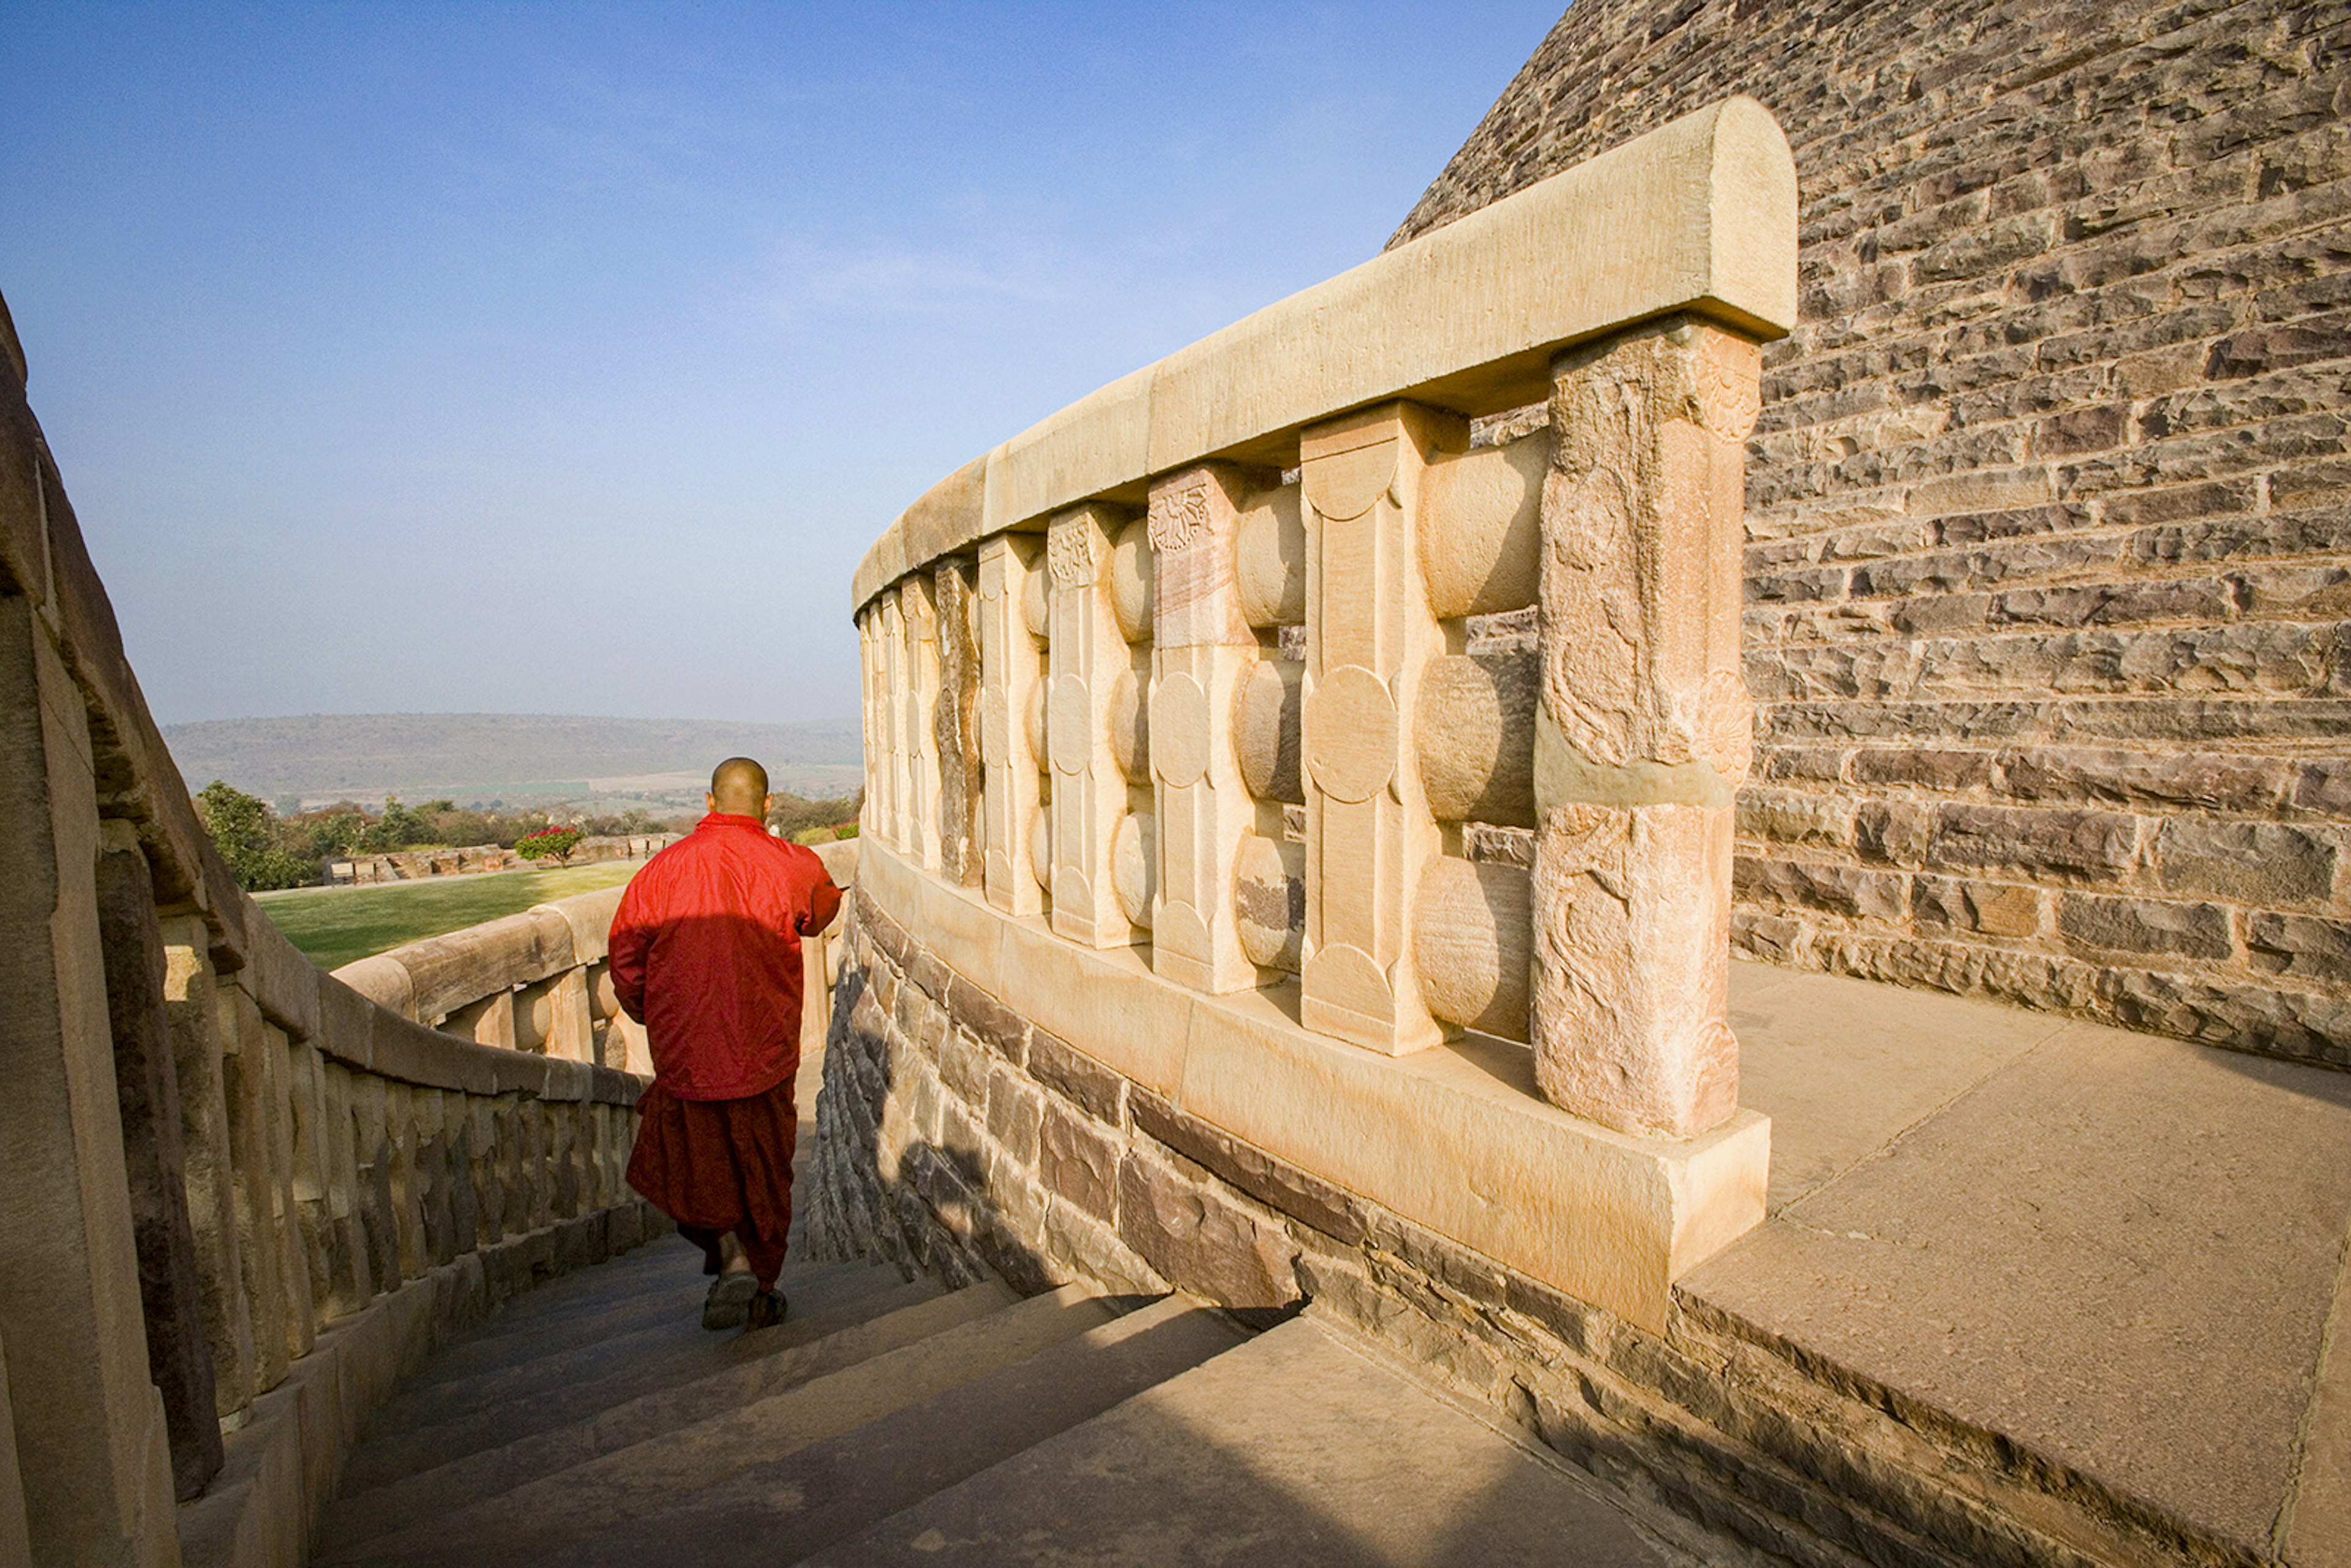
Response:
[162,713,863,805]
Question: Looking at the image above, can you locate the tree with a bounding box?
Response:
[194,780,318,891]
[516,825,585,866]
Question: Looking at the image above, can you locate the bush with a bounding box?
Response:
[516,825,585,865]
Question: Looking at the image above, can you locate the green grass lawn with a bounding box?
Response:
[253,861,643,970]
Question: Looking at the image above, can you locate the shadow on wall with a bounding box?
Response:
[800,953,1300,1334]
[795,956,1725,1567]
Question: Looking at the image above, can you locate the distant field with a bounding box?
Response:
[253,861,643,970]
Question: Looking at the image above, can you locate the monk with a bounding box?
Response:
[609,756,842,1331]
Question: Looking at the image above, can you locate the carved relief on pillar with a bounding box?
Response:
[1299,403,1457,1054]
[1147,463,1261,994]
[931,560,983,889]
[978,536,1046,916]
[1531,318,1760,1139]
[1043,503,1141,949]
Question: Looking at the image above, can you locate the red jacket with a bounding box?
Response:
[607,814,843,1101]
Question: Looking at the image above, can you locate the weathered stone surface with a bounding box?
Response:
[1037,1103,1120,1223]
[1117,1143,1301,1312]
[2154,818,2337,906]
[1232,657,1302,805]
[2058,893,2235,962]
[1128,1087,1367,1246]
[1412,854,1532,1040]
[1415,651,1538,827]
[1026,1029,1126,1125]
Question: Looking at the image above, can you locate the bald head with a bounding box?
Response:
[708,757,771,819]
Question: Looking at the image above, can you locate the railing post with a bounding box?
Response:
[162,917,258,1416]
[218,980,294,1389]
[877,595,910,850]
[1146,467,1262,993]
[978,535,1047,917]
[1045,503,1146,949]
[932,559,984,888]
[95,825,222,1497]
[1531,318,1760,1138]
[901,577,945,872]
[1299,407,1455,1052]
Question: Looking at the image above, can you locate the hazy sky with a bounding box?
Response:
[2,3,1557,725]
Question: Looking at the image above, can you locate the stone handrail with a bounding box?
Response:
[0,291,661,1568]
[334,885,650,1071]
[837,99,1796,1330]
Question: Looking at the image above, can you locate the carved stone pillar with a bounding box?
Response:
[1045,503,1139,948]
[1147,465,1259,994]
[1299,405,1454,1054]
[978,535,1046,917]
[932,559,984,888]
[1531,318,1759,1139]
[858,611,883,839]
[900,577,944,872]
[876,596,908,850]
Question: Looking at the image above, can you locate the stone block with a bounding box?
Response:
[1117,1143,1302,1312]
[2246,913,2351,986]
[1039,1198,1163,1298]
[1854,802,1948,871]
[2058,893,2234,962]
[984,1067,1044,1168]
[1038,1103,1120,1223]
[1736,789,1855,849]
[1128,1087,1368,1245]
[936,1024,991,1106]
[2154,819,2337,906]
[1929,804,2141,882]
[1028,1027,1127,1124]
[1736,857,1908,923]
[1913,876,2043,939]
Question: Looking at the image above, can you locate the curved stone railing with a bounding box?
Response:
[820,99,1797,1334]
[0,296,661,1568]
[338,834,863,1083]
[334,887,650,1072]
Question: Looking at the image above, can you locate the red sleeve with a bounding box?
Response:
[803,869,842,939]
[607,875,653,1022]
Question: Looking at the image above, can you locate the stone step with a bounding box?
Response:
[317,1283,1147,1568]
[803,1314,1696,1567]
[362,1259,907,1431]
[403,1255,877,1390]
[337,1268,938,1493]
[533,1294,1250,1568]
[465,1236,697,1327]
[314,1280,1022,1555]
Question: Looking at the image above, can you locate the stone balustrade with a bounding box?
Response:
[0,294,668,1568]
[820,99,1798,1335]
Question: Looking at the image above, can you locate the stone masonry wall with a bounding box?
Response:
[808,884,2249,1568]
[1393,0,2350,1065]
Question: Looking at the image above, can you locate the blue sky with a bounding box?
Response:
[1,3,1558,725]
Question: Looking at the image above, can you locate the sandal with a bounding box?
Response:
[703,1272,757,1330]
[744,1288,787,1332]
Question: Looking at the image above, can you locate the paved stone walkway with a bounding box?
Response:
[1707,961,2351,1567]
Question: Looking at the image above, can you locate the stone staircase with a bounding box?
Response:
[307,1236,1731,1567]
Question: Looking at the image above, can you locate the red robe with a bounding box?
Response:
[610,812,841,1258]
